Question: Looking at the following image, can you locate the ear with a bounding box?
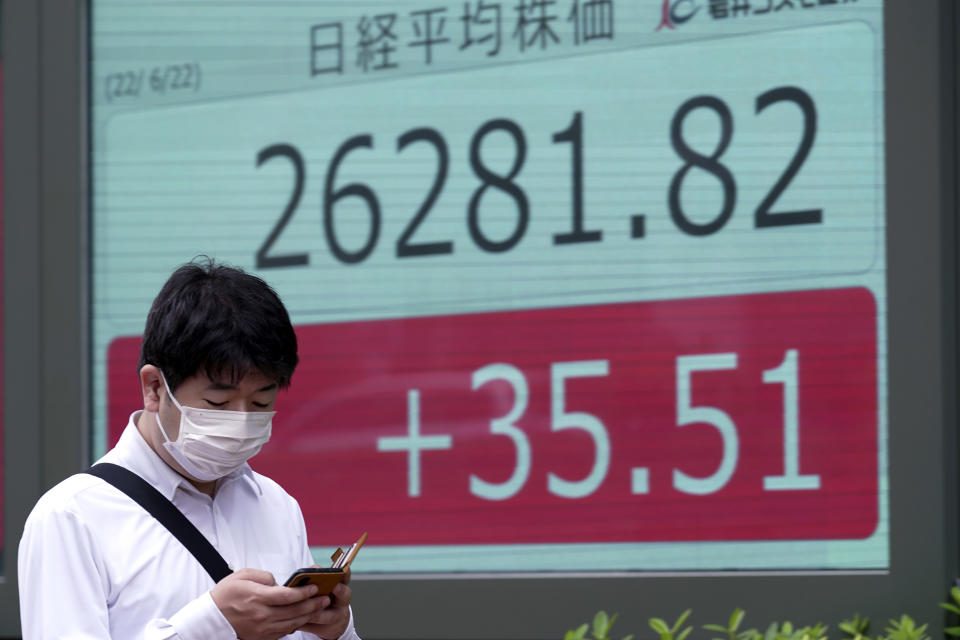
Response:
[140,365,163,413]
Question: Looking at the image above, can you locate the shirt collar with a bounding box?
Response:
[106,411,263,500]
[219,464,264,497]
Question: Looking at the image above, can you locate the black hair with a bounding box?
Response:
[138,257,299,392]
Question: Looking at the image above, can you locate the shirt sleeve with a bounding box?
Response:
[18,497,113,639]
[18,493,237,640]
[147,591,238,640]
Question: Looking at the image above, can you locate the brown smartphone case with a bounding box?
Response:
[283,568,345,594]
[283,532,366,594]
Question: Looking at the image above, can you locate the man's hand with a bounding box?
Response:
[211,568,330,640]
[299,567,353,640]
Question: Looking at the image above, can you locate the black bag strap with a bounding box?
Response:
[85,462,232,583]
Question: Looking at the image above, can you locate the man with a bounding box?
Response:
[18,259,359,640]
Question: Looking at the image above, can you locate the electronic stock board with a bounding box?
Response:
[91,0,886,574]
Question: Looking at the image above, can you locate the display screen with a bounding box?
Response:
[91,0,886,572]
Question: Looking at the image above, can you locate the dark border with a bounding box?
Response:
[1,1,957,638]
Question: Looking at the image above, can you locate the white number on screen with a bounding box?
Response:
[673,353,739,495]
[470,363,532,500]
[547,360,611,498]
[763,349,820,490]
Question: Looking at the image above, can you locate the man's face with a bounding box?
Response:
[159,369,280,440]
[139,366,280,486]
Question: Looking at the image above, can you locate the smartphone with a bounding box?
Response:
[282,532,367,594]
[283,567,347,594]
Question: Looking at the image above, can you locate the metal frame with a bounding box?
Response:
[1,1,87,636]
[0,1,957,638]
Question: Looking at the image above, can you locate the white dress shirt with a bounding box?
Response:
[18,412,360,640]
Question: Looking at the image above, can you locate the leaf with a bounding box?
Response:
[704,625,729,633]
[568,623,589,640]
[764,622,779,640]
[622,635,635,640]
[808,623,828,640]
[678,627,693,640]
[841,614,869,637]
[594,611,610,640]
[674,610,693,633]
[941,603,960,615]
[945,627,960,637]
[651,619,671,634]
[730,609,746,632]
[952,586,960,604]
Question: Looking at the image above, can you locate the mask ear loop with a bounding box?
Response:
[158,370,185,413]
[154,411,176,445]
[154,370,181,444]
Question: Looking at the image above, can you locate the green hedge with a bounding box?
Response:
[565,587,960,640]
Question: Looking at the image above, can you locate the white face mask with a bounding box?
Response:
[154,372,275,482]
